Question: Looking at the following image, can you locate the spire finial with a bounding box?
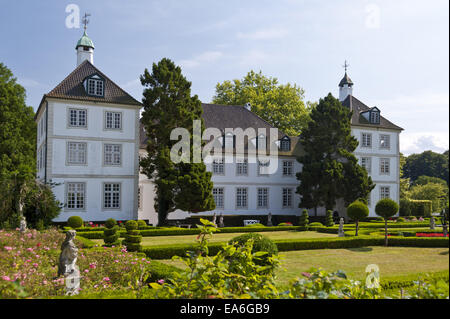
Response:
[343,60,350,73]
[82,13,91,32]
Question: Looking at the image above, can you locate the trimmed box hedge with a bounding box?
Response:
[142,236,449,259]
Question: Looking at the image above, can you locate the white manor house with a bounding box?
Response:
[35,31,403,225]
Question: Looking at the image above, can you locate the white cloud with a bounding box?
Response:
[18,78,43,88]
[180,51,223,69]
[400,132,449,155]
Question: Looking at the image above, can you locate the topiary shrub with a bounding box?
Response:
[309,222,324,227]
[67,216,83,229]
[325,210,334,227]
[123,220,142,252]
[347,201,369,236]
[376,198,400,246]
[103,218,120,247]
[138,220,147,229]
[299,209,309,227]
[229,233,278,273]
[397,217,406,223]
[245,223,265,227]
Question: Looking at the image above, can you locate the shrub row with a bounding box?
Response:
[381,271,449,291]
[75,236,97,249]
[142,236,449,259]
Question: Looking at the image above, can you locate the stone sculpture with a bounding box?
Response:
[58,230,80,295]
[267,213,273,227]
[218,214,225,228]
[19,216,27,233]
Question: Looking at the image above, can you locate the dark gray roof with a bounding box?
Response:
[341,95,403,131]
[43,60,141,106]
[140,103,288,152]
[339,72,353,87]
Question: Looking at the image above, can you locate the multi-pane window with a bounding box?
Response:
[67,182,85,210]
[236,188,248,209]
[380,186,390,200]
[367,192,371,207]
[370,111,380,124]
[361,133,372,148]
[87,79,104,96]
[213,188,224,209]
[236,159,248,176]
[282,160,294,176]
[258,159,270,175]
[361,157,371,174]
[257,188,269,208]
[257,134,267,150]
[380,158,390,175]
[69,109,87,127]
[379,135,390,149]
[105,111,122,130]
[280,139,290,151]
[67,142,87,165]
[212,158,224,175]
[104,144,121,166]
[282,188,293,208]
[104,183,120,209]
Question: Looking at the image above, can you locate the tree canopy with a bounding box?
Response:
[140,58,215,225]
[403,150,449,185]
[296,93,375,215]
[212,70,311,136]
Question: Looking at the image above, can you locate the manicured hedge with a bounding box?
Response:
[75,236,97,249]
[380,271,449,291]
[146,260,183,283]
[142,236,449,259]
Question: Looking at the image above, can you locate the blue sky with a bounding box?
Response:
[1,0,448,155]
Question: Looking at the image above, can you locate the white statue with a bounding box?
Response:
[218,214,224,228]
[212,213,217,226]
[430,217,435,230]
[58,230,80,295]
[19,216,27,233]
[338,218,345,237]
[267,213,273,227]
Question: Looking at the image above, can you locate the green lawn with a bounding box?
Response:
[93,230,336,246]
[159,246,449,288]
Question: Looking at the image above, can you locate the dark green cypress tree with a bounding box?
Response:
[296,93,374,215]
[140,58,215,225]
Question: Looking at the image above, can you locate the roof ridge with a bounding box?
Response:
[47,60,90,95]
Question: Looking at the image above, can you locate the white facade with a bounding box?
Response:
[36,98,140,222]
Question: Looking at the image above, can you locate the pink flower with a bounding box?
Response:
[84,269,89,273]
[26,247,34,252]
[103,277,110,282]
[33,263,39,268]
[1,276,11,281]
[89,263,96,269]
[3,246,13,251]
[157,279,165,284]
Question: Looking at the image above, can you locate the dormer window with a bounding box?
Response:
[84,74,104,97]
[280,136,291,151]
[369,107,380,124]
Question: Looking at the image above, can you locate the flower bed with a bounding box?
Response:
[416,233,449,238]
[0,228,154,298]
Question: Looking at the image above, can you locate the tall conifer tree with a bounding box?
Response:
[296,93,374,215]
[140,58,215,225]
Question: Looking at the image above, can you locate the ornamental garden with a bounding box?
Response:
[0,198,448,299]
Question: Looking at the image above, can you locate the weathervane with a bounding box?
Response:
[82,13,91,31]
[343,60,350,73]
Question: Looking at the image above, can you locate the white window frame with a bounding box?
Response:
[66,182,86,210]
[68,108,87,128]
[379,134,391,149]
[104,111,122,130]
[236,187,248,209]
[103,183,121,210]
[213,187,224,209]
[380,158,390,175]
[380,186,390,200]
[104,144,122,166]
[280,139,290,151]
[212,158,225,175]
[87,78,104,96]
[370,111,380,124]
[282,188,293,208]
[361,133,372,148]
[236,159,248,176]
[257,188,269,209]
[67,142,87,165]
[282,160,294,176]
